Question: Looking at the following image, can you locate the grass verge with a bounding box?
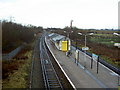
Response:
[2,50,32,88]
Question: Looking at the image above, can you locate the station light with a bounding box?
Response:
[78,33,82,35]
[113,33,120,36]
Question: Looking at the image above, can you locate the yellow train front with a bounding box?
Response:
[48,33,71,52]
[61,41,68,52]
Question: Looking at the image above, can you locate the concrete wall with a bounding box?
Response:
[2,45,24,60]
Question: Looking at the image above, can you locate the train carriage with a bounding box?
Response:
[48,33,71,52]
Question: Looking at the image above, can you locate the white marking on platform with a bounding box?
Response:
[110,72,119,76]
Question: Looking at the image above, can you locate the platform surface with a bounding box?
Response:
[46,38,118,88]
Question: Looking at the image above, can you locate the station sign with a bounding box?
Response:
[92,53,98,60]
[82,47,89,51]
[75,50,79,59]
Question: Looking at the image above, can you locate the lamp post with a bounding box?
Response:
[78,32,93,69]
[113,32,120,86]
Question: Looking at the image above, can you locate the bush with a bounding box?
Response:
[2,20,43,53]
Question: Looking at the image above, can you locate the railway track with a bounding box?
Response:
[40,35,63,89]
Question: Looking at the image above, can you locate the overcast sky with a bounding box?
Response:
[0,0,119,29]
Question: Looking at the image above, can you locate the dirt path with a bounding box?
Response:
[31,36,44,88]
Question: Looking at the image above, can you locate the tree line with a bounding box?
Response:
[2,20,43,53]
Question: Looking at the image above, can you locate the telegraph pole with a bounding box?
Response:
[9,16,14,22]
[70,20,73,31]
[67,20,73,55]
[68,20,73,38]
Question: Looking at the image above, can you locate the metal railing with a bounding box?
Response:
[72,44,120,75]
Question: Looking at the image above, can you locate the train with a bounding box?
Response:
[48,33,71,52]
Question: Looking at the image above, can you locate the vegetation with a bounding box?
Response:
[52,28,120,69]
[2,45,32,88]
[2,20,42,88]
[2,20,43,53]
[90,34,119,47]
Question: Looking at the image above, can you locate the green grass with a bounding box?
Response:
[92,34,118,37]
[90,36,119,46]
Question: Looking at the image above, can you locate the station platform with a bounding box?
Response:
[45,37,118,89]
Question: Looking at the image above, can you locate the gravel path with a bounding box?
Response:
[31,37,44,88]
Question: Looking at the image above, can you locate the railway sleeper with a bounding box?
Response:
[50,86,61,88]
[48,78,58,81]
[49,81,61,84]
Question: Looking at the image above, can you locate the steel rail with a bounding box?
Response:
[43,38,63,88]
[40,36,48,89]
[40,35,63,89]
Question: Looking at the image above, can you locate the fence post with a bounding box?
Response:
[97,56,99,74]
[91,58,93,69]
